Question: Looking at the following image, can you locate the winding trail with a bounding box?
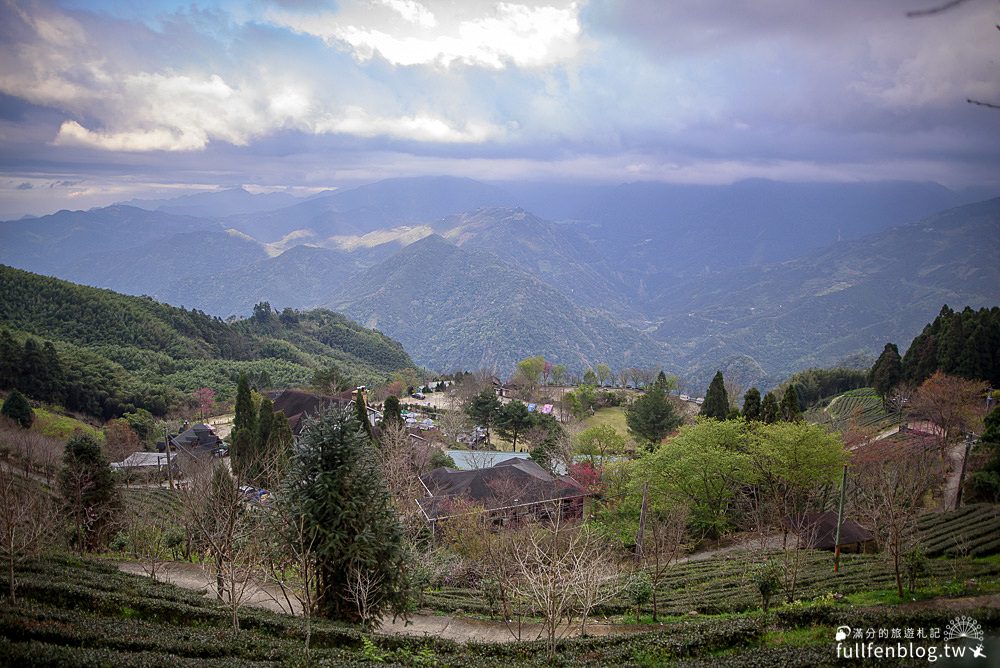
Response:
[115,561,649,643]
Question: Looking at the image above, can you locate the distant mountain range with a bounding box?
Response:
[0,264,414,417]
[2,175,997,390]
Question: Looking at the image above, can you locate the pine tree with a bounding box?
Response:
[2,390,34,428]
[60,433,118,552]
[230,428,253,482]
[700,371,729,420]
[282,406,410,623]
[247,397,275,484]
[761,392,780,424]
[0,330,19,390]
[742,387,762,421]
[496,400,533,451]
[266,411,294,481]
[466,389,501,446]
[654,370,673,392]
[382,395,402,428]
[869,343,903,401]
[780,385,801,422]
[233,372,256,436]
[255,397,275,451]
[626,381,682,445]
[18,338,49,401]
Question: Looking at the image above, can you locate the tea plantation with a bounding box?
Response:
[3,552,997,667]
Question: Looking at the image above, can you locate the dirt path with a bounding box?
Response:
[899,592,1000,612]
[116,561,653,643]
[679,533,785,563]
[118,561,300,615]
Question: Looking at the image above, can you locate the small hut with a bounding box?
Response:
[785,511,876,554]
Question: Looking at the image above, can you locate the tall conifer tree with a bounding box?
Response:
[869,343,903,400]
[233,372,255,436]
[282,406,410,623]
[700,371,730,420]
[742,387,762,421]
[761,392,780,424]
[780,385,802,422]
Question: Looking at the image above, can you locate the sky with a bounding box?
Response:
[0,0,998,218]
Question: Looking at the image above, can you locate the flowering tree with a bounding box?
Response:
[194,387,216,420]
[568,461,604,496]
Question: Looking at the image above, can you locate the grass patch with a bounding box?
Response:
[582,407,628,433]
[33,406,103,441]
[762,625,830,648]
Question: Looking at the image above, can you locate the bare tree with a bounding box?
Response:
[183,461,263,631]
[104,419,142,488]
[262,503,319,651]
[452,370,496,411]
[854,442,940,598]
[632,368,656,389]
[0,465,58,601]
[122,503,173,581]
[884,383,916,425]
[1,419,63,484]
[439,499,532,640]
[435,409,473,448]
[908,372,988,460]
[345,565,386,629]
[376,422,434,531]
[509,510,621,660]
[723,378,744,414]
[572,535,624,636]
[640,505,689,621]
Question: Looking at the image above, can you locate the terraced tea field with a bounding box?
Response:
[917,503,1000,558]
[807,387,897,434]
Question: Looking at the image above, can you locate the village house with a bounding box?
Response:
[416,457,589,533]
[784,511,876,554]
[270,387,380,435]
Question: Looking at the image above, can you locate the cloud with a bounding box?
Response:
[269,1,582,68]
[1,0,999,219]
[1,3,507,152]
[55,120,205,152]
[379,0,438,28]
[314,107,502,143]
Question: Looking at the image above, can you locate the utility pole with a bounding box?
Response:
[954,432,975,511]
[164,426,174,490]
[833,465,848,573]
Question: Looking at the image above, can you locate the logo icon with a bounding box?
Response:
[944,616,984,644]
[835,625,851,642]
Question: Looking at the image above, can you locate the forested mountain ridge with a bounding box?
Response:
[0,265,414,418]
[1,177,996,383]
[0,205,224,277]
[652,197,1000,390]
[442,207,639,319]
[327,234,674,374]
[903,304,1000,387]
